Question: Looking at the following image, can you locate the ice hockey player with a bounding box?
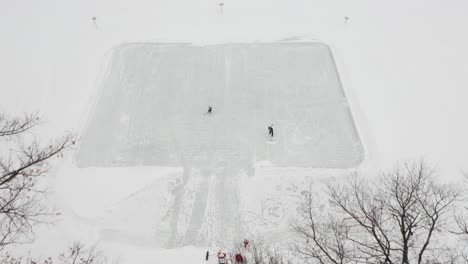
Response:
[206,106,213,115]
[268,124,274,137]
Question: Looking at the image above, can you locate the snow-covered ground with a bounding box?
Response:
[1,0,468,263]
[73,41,363,248]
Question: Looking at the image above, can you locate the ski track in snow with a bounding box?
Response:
[75,42,363,247]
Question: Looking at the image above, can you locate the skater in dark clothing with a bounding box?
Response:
[268,124,274,137]
[206,106,212,115]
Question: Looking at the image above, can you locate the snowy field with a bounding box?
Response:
[2,0,468,263]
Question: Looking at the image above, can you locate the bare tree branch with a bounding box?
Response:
[0,113,40,137]
[294,160,460,264]
[0,241,116,263]
[0,113,74,250]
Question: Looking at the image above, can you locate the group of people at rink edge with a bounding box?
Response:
[205,239,250,263]
[206,106,274,138]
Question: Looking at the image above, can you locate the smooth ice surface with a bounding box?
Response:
[76,43,363,168]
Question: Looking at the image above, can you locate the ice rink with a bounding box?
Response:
[74,42,363,247]
[76,42,363,169]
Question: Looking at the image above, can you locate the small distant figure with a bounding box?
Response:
[219,2,224,14]
[268,124,274,137]
[206,106,213,115]
[344,16,350,24]
[235,253,245,263]
[218,251,227,264]
[92,16,98,29]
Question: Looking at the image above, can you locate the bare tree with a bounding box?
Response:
[0,241,115,264]
[0,112,74,250]
[57,242,115,264]
[294,160,460,264]
[453,171,468,234]
[450,171,468,262]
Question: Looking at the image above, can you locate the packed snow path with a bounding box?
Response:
[76,42,363,247]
